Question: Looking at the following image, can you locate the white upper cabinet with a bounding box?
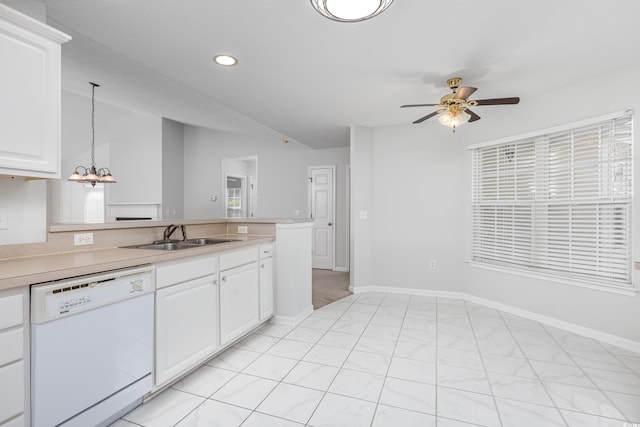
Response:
[0,4,70,178]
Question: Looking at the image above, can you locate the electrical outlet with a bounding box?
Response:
[74,233,94,246]
[237,226,248,234]
[429,260,437,270]
[0,207,7,230]
[359,211,368,220]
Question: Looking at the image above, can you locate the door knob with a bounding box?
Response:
[328,222,332,226]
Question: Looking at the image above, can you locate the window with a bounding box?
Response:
[471,113,633,288]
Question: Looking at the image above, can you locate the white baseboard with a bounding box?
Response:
[333,266,349,272]
[348,285,640,354]
[271,305,314,326]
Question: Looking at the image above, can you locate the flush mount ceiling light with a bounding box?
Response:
[68,82,116,187]
[310,0,394,22]
[213,54,238,66]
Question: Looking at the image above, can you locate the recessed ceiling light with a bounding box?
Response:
[213,55,238,66]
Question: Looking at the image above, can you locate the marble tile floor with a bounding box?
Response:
[111,292,640,427]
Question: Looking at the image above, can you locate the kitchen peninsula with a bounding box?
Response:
[0,218,312,426]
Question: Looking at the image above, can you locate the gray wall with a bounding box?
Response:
[183,125,351,271]
[351,61,640,344]
[162,118,184,219]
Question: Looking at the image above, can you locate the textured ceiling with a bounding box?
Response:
[43,0,640,149]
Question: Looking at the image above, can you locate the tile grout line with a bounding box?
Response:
[496,308,570,427]
[535,321,631,422]
[368,293,411,427]
[464,300,506,427]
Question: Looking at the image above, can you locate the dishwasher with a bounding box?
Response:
[31,265,155,427]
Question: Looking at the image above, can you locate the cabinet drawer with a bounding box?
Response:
[0,360,24,424]
[0,328,23,366]
[0,294,22,330]
[220,247,258,271]
[156,254,216,289]
[259,243,273,259]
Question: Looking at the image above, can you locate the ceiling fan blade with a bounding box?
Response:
[454,86,477,100]
[474,97,520,106]
[401,103,439,108]
[466,108,481,122]
[413,111,440,124]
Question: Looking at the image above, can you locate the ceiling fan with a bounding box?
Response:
[401,77,520,131]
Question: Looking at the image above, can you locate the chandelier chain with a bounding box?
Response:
[90,82,98,168]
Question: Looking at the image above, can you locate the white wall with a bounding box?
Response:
[350,124,465,292]
[351,62,640,344]
[459,63,640,344]
[0,177,46,244]
[161,118,184,219]
[108,113,162,204]
[183,125,351,270]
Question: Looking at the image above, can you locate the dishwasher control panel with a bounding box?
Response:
[31,266,155,323]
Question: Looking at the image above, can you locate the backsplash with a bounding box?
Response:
[0,220,276,260]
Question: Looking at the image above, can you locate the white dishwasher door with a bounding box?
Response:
[31,292,153,427]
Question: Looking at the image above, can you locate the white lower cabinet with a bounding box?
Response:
[219,261,260,346]
[0,287,28,427]
[153,242,274,389]
[218,246,262,347]
[154,255,218,388]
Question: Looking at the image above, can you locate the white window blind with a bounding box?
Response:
[471,114,633,288]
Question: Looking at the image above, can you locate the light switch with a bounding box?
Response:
[0,207,7,230]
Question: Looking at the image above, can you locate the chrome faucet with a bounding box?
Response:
[162,224,187,241]
[163,224,179,241]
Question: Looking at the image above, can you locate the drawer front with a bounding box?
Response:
[220,247,258,271]
[0,328,23,366]
[0,294,22,330]
[156,254,216,289]
[259,243,273,259]
[0,360,24,424]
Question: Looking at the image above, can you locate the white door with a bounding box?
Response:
[309,166,335,270]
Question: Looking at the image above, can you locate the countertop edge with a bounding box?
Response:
[0,235,275,291]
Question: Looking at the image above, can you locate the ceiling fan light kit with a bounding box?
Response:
[401,77,520,132]
[438,109,470,132]
[310,0,394,22]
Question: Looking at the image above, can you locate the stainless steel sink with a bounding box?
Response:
[123,238,238,251]
[186,238,237,245]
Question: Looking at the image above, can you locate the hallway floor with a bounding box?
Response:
[112,292,640,427]
[312,269,351,309]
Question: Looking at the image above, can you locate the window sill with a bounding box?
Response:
[466,261,638,297]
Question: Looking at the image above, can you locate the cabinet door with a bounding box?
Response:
[155,276,218,386]
[219,263,259,346]
[0,360,24,424]
[0,7,69,178]
[259,257,274,321]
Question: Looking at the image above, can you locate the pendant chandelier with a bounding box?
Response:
[68,82,116,187]
[310,0,394,22]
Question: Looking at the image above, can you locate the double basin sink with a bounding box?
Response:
[126,238,238,251]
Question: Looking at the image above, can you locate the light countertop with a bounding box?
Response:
[0,235,274,290]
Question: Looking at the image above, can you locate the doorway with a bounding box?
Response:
[308,166,336,270]
[222,156,257,218]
